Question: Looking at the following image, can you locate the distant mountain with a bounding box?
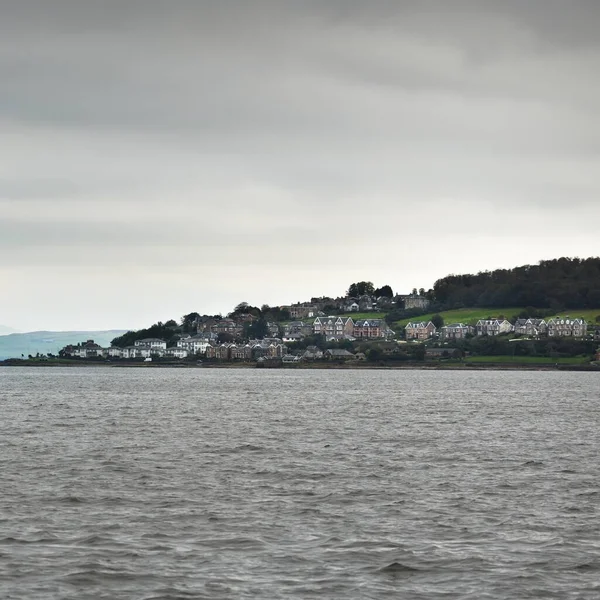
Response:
[0,330,126,360]
[0,325,19,335]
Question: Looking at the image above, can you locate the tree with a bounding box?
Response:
[374,285,394,298]
[246,317,268,340]
[181,312,200,333]
[347,281,375,297]
[431,314,444,329]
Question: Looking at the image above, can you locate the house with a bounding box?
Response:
[358,295,375,311]
[405,321,436,340]
[302,346,324,360]
[475,319,513,336]
[513,319,547,337]
[345,301,360,312]
[425,348,462,359]
[353,319,392,339]
[210,318,242,337]
[440,323,472,340]
[165,347,189,359]
[324,349,355,360]
[134,338,167,350]
[313,316,354,339]
[546,317,588,338]
[284,321,313,338]
[266,322,281,337]
[69,340,105,358]
[231,344,253,361]
[282,354,301,363]
[285,304,318,319]
[205,344,234,360]
[400,294,430,310]
[106,347,123,358]
[177,334,211,355]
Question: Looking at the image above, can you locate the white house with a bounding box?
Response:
[134,338,167,350]
[165,347,189,359]
[546,317,587,337]
[177,335,211,354]
[475,319,513,336]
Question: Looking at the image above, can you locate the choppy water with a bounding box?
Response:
[1,367,600,599]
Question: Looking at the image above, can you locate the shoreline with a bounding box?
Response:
[2,359,599,372]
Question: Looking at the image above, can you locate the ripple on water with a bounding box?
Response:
[1,367,599,599]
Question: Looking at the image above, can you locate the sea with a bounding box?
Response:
[1,366,599,599]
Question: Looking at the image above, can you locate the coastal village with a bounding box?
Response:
[59,290,600,364]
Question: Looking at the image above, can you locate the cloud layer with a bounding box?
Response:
[2,1,599,330]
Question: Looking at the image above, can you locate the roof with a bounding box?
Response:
[405,321,434,329]
[325,349,354,356]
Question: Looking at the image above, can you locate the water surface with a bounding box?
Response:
[1,367,599,599]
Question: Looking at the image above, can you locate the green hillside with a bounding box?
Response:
[394,307,600,329]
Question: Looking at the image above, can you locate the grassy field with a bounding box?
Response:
[463,355,589,365]
[394,307,524,328]
[394,307,600,328]
[545,309,600,323]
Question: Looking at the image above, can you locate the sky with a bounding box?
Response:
[2,0,600,332]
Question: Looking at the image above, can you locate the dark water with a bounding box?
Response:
[1,367,600,599]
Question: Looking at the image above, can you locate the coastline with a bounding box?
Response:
[2,359,599,372]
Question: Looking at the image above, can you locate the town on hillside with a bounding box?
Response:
[58,278,600,364]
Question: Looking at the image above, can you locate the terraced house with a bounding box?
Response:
[475,319,513,336]
[440,323,473,340]
[546,317,587,337]
[404,321,437,340]
[513,318,547,337]
[352,319,391,339]
[313,316,354,340]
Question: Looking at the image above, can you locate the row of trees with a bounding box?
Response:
[431,257,600,310]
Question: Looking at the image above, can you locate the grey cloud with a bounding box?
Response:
[1,1,600,330]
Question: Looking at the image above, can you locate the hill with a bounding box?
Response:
[0,325,19,335]
[431,257,600,310]
[0,330,127,361]
[394,308,600,329]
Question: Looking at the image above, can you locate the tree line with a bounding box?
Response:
[430,257,600,310]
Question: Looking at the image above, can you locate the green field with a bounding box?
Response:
[464,355,589,365]
[394,307,600,328]
[395,307,524,328]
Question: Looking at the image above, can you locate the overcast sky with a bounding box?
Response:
[2,0,599,332]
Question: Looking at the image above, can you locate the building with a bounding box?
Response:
[283,321,313,339]
[205,344,234,360]
[546,317,588,338]
[353,319,392,339]
[66,340,105,358]
[165,347,189,359]
[475,319,513,336]
[405,321,437,340]
[231,344,253,361]
[513,319,547,337]
[285,304,318,319]
[302,346,324,360]
[324,349,355,360]
[440,323,472,340]
[134,338,167,350]
[400,294,430,310]
[313,316,354,339]
[425,348,462,359]
[177,335,211,355]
